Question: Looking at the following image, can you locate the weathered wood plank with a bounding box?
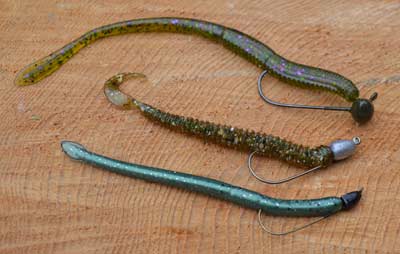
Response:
[1,0,399,253]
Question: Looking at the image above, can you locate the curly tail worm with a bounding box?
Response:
[104,72,361,184]
[61,140,362,235]
[15,17,376,123]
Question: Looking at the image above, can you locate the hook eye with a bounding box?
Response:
[247,151,322,184]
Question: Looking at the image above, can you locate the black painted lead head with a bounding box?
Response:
[341,188,363,210]
[350,92,378,124]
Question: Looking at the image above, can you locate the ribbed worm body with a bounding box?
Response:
[16,17,359,102]
[136,100,333,168]
[105,73,334,169]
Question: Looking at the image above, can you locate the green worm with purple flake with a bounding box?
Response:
[17,17,368,102]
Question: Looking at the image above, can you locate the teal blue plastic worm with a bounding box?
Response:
[61,141,362,218]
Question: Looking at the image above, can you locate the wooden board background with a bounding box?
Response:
[1,0,399,253]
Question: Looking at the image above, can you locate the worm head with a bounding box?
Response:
[350,92,377,124]
[329,137,361,161]
[341,188,363,210]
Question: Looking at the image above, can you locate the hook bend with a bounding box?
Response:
[257,70,351,112]
[257,209,331,236]
[247,151,322,184]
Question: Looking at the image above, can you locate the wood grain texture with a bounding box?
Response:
[1,0,399,253]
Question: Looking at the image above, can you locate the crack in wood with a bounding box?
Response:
[358,75,400,86]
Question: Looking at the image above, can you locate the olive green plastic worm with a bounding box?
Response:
[15,17,375,123]
[61,140,362,235]
[104,72,361,184]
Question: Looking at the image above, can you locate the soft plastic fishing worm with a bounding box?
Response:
[15,17,375,123]
[61,140,362,235]
[104,72,360,174]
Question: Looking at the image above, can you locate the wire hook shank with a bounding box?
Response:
[257,70,351,112]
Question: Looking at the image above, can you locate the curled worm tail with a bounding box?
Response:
[104,72,145,109]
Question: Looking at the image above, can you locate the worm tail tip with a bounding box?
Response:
[61,141,87,161]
